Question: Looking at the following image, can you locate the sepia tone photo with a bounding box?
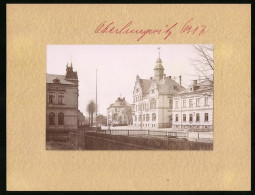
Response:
[46,44,214,150]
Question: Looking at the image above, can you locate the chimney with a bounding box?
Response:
[123,97,125,101]
[179,75,182,86]
[150,77,153,80]
[193,80,197,85]
[169,76,171,79]
[163,74,166,79]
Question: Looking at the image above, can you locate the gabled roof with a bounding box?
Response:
[156,77,185,94]
[138,76,184,95]
[139,79,152,94]
[46,73,76,85]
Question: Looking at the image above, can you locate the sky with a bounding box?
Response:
[47,44,213,116]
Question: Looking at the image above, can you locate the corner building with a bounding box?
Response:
[172,80,213,130]
[46,63,83,132]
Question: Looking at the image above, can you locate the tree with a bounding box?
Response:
[191,44,214,82]
[187,45,214,98]
[86,100,96,127]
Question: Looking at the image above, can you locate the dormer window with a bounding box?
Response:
[53,78,60,84]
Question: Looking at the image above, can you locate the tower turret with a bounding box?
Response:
[154,47,164,81]
[65,62,78,85]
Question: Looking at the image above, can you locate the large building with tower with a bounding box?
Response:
[132,53,185,129]
[46,63,85,132]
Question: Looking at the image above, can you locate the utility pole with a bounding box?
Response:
[141,103,143,130]
[180,97,182,129]
[96,69,97,128]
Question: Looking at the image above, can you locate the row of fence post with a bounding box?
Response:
[92,129,186,138]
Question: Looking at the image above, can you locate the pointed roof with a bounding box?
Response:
[139,79,152,94]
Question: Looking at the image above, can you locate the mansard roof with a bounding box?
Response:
[46,73,76,85]
[107,97,131,109]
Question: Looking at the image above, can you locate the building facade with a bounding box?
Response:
[46,63,84,132]
[132,56,184,129]
[172,80,213,130]
[107,97,132,126]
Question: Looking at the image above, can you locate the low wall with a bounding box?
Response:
[72,132,213,150]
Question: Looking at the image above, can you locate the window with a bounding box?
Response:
[175,114,178,122]
[146,114,150,121]
[205,97,209,106]
[139,115,141,121]
[58,113,64,125]
[189,99,193,108]
[115,108,117,112]
[135,105,137,112]
[49,112,55,125]
[183,100,186,108]
[196,113,200,122]
[175,100,178,109]
[169,99,173,109]
[189,114,193,122]
[49,92,55,104]
[150,99,156,109]
[136,88,139,93]
[135,115,137,122]
[143,114,145,121]
[152,113,156,121]
[58,93,64,104]
[152,89,155,94]
[196,98,200,107]
[205,113,209,122]
[183,114,186,122]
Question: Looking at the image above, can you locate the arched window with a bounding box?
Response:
[49,112,55,125]
[58,112,64,125]
[146,114,150,121]
[152,113,156,121]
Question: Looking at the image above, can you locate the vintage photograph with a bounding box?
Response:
[46,44,214,150]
